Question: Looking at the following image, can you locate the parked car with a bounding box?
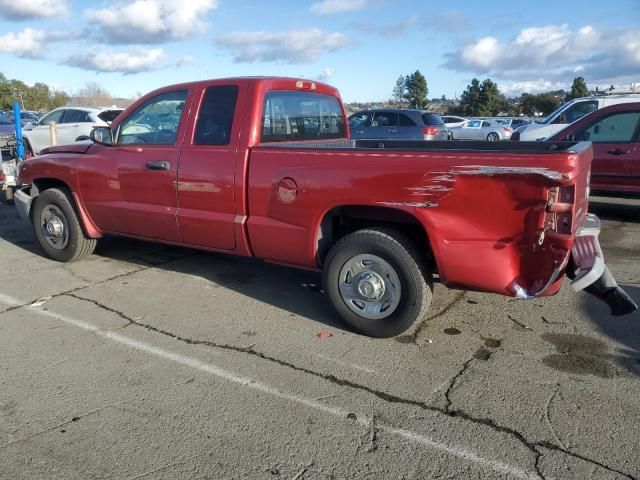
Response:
[449,119,512,141]
[441,115,466,128]
[494,118,532,130]
[13,77,636,337]
[548,102,640,196]
[348,109,449,141]
[513,94,640,141]
[9,110,40,127]
[23,106,123,155]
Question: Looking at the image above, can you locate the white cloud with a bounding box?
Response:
[356,11,470,38]
[317,68,336,81]
[85,0,218,44]
[65,48,166,74]
[0,0,68,19]
[311,0,367,15]
[217,28,350,64]
[499,79,567,97]
[445,24,640,89]
[0,28,74,59]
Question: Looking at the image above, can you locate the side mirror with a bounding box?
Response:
[91,126,113,145]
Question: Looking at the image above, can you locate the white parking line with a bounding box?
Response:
[0,291,539,480]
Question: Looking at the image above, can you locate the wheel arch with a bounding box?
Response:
[30,178,102,238]
[314,205,436,271]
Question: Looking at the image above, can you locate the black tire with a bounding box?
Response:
[487,132,500,142]
[4,187,14,205]
[322,228,433,337]
[32,188,97,262]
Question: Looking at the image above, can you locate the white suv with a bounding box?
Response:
[23,106,123,154]
[514,93,640,141]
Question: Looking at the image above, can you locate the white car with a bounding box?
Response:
[23,106,123,154]
[514,93,640,141]
[449,119,512,141]
[441,115,466,128]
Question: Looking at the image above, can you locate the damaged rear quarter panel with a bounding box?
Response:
[247,146,591,297]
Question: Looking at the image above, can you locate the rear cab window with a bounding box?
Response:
[261,91,346,143]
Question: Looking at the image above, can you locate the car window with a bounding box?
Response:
[63,109,93,123]
[555,101,598,124]
[467,120,481,128]
[372,112,397,127]
[98,110,123,124]
[482,121,491,127]
[348,112,371,129]
[575,111,640,143]
[422,113,443,125]
[39,110,65,126]
[118,90,188,145]
[194,85,239,146]
[261,91,346,143]
[399,114,416,127]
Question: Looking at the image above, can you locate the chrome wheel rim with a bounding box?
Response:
[338,254,401,320]
[40,205,69,250]
[487,133,499,142]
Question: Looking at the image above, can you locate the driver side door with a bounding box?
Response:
[78,90,191,242]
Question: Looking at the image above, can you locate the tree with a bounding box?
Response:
[566,77,589,101]
[404,70,428,109]
[74,82,112,107]
[520,93,562,116]
[455,78,511,116]
[392,75,406,107]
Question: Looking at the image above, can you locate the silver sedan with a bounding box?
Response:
[449,119,512,141]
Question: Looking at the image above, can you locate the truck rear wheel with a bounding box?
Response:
[32,188,97,262]
[322,228,432,337]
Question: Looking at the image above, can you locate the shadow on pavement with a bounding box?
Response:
[0,203,346,332]
[581,285,640,376]
[589,198,640,223]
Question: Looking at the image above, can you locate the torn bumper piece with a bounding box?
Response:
[569,213,637,316]
[14,188,32,222]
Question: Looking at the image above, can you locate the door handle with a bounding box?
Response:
[608,149,630,155]
[145,161,171,170]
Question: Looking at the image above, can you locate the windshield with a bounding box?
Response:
[539,101,575,125]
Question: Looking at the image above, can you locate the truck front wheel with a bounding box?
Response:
[322,228,432,337]
[32,188,97,262]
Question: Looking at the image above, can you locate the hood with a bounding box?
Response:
[517,123,565,141]
[40,141,93,156]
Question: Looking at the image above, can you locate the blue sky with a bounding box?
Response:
[0,0,638,102]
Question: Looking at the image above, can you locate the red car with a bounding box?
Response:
[549,102,640,196]
[13,77,636,337]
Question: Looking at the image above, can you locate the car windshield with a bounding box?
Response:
[539,101,575,125]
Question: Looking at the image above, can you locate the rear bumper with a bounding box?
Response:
[569,213,637,316]
[14,189,32,222]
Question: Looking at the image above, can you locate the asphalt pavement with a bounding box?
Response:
[1,195,639,480]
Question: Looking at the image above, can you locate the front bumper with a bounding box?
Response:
[14,189,32,222]
[569,213,637,316]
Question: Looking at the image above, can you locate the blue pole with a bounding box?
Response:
[13,102,24,160]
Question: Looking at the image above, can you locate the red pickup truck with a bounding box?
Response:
[14,77,636,337]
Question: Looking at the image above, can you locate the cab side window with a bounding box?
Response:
[118,90,188,145]
[194,86,239,145]
[398,114,415,126]
[63,109,92,123]
[555,101,598,124]
[575,112,640,143]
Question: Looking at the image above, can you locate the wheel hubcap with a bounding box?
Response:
[338,254,401,320]
[40,205,69,250]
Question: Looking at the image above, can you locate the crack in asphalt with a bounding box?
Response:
[443,358,475,413]
[399,291,467,346]
[60,292,636,480]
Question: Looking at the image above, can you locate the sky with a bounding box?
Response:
[0,0,638,102]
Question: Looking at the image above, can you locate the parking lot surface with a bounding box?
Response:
[1,196,639,480]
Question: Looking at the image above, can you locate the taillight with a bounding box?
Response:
[503,127,512,133]
[0,172,5,181]
[423,127,439,136]
[544,185,575,235]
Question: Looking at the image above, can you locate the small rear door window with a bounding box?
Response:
[63,109,92,123]
[194,85,239,145]
[422,113,444,125]
[261,91,346,143]
[372,112,397,127]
